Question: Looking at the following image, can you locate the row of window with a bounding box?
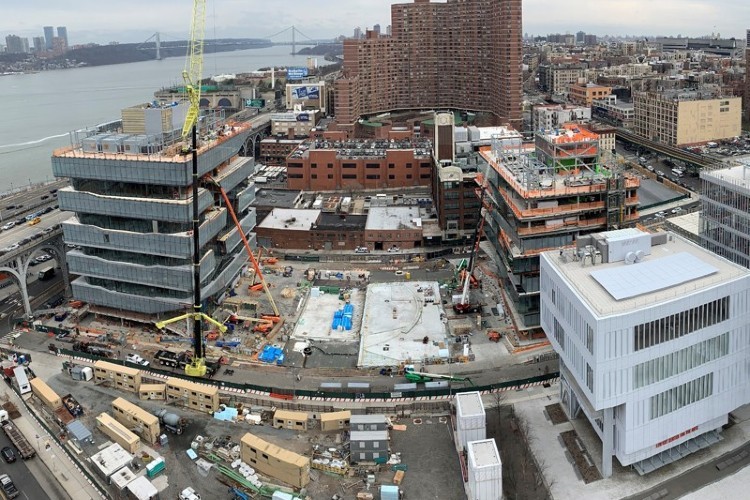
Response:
[634,333,729,389]
[634,296,730,351]
[650,373,713,419]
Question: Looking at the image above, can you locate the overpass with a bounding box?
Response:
[0,210,71,318]
[615,128,719,169]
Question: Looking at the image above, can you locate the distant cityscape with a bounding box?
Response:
[2,2,750,500]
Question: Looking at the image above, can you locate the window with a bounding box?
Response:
[366,174,380,179]
[406,174,413,179]
[342,163,357,169]
[634,333,729,388]
[420,173,430,179]
[585,324,594,353]
[311,174,317,179]
[342,174,357,179]
[553,318,565,350]
[311,163,317,169]
[406,163,413,169]
[327,163,333,168]
[388,163,395,169]
[634,296,729,350]
[388,175,395,180]
[366,163,380,169]
[328,174,333,179]
[650,373,713,419]
[586,363,593,392]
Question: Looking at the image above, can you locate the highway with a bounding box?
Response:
[0,210,72,253]
[0,180,68,221]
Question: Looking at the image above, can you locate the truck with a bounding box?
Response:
[62,393,83,417]
[61,361,93,381]
[154,349,181,368]
[37,266,55,281]
[72,341,113,359]
[1,422,36,459]
[179,487,201,500]
[154,408,188,435]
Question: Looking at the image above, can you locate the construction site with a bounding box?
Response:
[478,123,641,335]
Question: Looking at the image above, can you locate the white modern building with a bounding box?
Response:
[540,228,750,477]
[466,439,503,500]
[455,391,486,452]
[700,162,750,269]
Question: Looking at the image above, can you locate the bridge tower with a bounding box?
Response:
[291,25,296,55]
[155,32,161,60]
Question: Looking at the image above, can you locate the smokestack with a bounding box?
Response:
[271,67,275,89]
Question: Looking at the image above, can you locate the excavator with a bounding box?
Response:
[403,365,474,386]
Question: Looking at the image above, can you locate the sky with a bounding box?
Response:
[1,0,748,45]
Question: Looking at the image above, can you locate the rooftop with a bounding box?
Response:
[468,439,501,468]
[253,189,303,208]
[257,208,320,231]
[365,206,422,231]
[456,392,485,418]
[701,162,750,193]
[289,138,433,160]
[542,230,750,317]
[538,123,599,144]
[315,213,367,230]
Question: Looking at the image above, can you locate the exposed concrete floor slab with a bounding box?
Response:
[291,287,364,342]
[358,281,448,367]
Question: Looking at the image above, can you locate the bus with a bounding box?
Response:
[671,168,684,178]
[38,267,55,281]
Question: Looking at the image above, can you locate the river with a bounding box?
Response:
[0,46,325,192]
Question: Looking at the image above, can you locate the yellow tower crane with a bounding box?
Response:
[155,0,214,377]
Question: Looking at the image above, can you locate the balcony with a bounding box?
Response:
[215,157,255,192]
[517,217,607,236]
[62,209,227,259]
[235,184,256,213]
[70,277,190,315]
[65,249,216,291]
[219,210,257,255]
[58,186,214,223]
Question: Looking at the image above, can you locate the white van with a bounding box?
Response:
[671,168,684,178]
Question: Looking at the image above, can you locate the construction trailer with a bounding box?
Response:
[30,377,63,410]
[111,397,161,445]
[11,366,30,395]
[455,391,486,452]
[350,414,388,432]
[273,409,309,431]
[165,377,219,414]
[349,430,390,464]
[240,433,310,489]
[93,361,141,392]
[138,383,166,401]
[96,413,141,454]
[320,410,351,432]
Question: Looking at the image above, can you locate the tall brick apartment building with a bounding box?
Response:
[335,0,523,132]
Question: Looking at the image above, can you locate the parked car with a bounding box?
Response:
[126,354,150,366]
[354,246,369,253]
[387,246,401,253]
[41,195,49,200]
[1,447,16,463]
[1,222,15,230]
[43,206,54,214]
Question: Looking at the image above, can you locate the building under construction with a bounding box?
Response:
[479,123,640,332]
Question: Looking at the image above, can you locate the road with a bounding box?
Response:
[0,421,50,500]
[0,210,71,251]
[0,179,68,223]
[0,271,65,334]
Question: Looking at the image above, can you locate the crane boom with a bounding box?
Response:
[181,0,207,140]
[214,182,280,317]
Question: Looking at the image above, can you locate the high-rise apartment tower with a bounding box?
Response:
[335,0,522,132]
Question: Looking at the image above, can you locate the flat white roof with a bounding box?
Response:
[456,392,485,418]
[701,162,750,193]
[90,443,133,476]
[365,206,422,231]
[468,439,501,468]
[257,208,320,231]
[666,211,700,236]
[543,231,750,317]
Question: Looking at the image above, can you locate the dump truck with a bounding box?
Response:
[62,394,83,417]
[154,408,188,435]
[1,422,35,459]
[154,349,181,368]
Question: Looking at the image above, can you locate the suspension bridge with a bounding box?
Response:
[136,26,336,60]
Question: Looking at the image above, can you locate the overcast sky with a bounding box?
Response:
[2,1,748,45]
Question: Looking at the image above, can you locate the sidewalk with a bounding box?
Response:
[4,389,106,500]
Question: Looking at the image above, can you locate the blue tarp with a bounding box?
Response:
[259,345,284,364]
[332,304,354,331]
[213,406,239,421]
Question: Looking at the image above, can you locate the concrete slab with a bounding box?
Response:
[638,177,684,206]
[291,288,364,342]
[357,281,448,367]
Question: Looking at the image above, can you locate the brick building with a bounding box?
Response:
[364,206,424,250]
[286,138,433,191]
[255,208,367,251]
[259,138,305,166]
[334,0,522,132]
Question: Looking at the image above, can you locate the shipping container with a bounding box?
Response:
[455,392,486,451]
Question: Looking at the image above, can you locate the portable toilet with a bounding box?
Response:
[146,457,165,478]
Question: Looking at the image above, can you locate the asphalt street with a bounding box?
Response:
[0,421,50,500]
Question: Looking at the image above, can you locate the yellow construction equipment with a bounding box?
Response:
[157,0,211,377]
